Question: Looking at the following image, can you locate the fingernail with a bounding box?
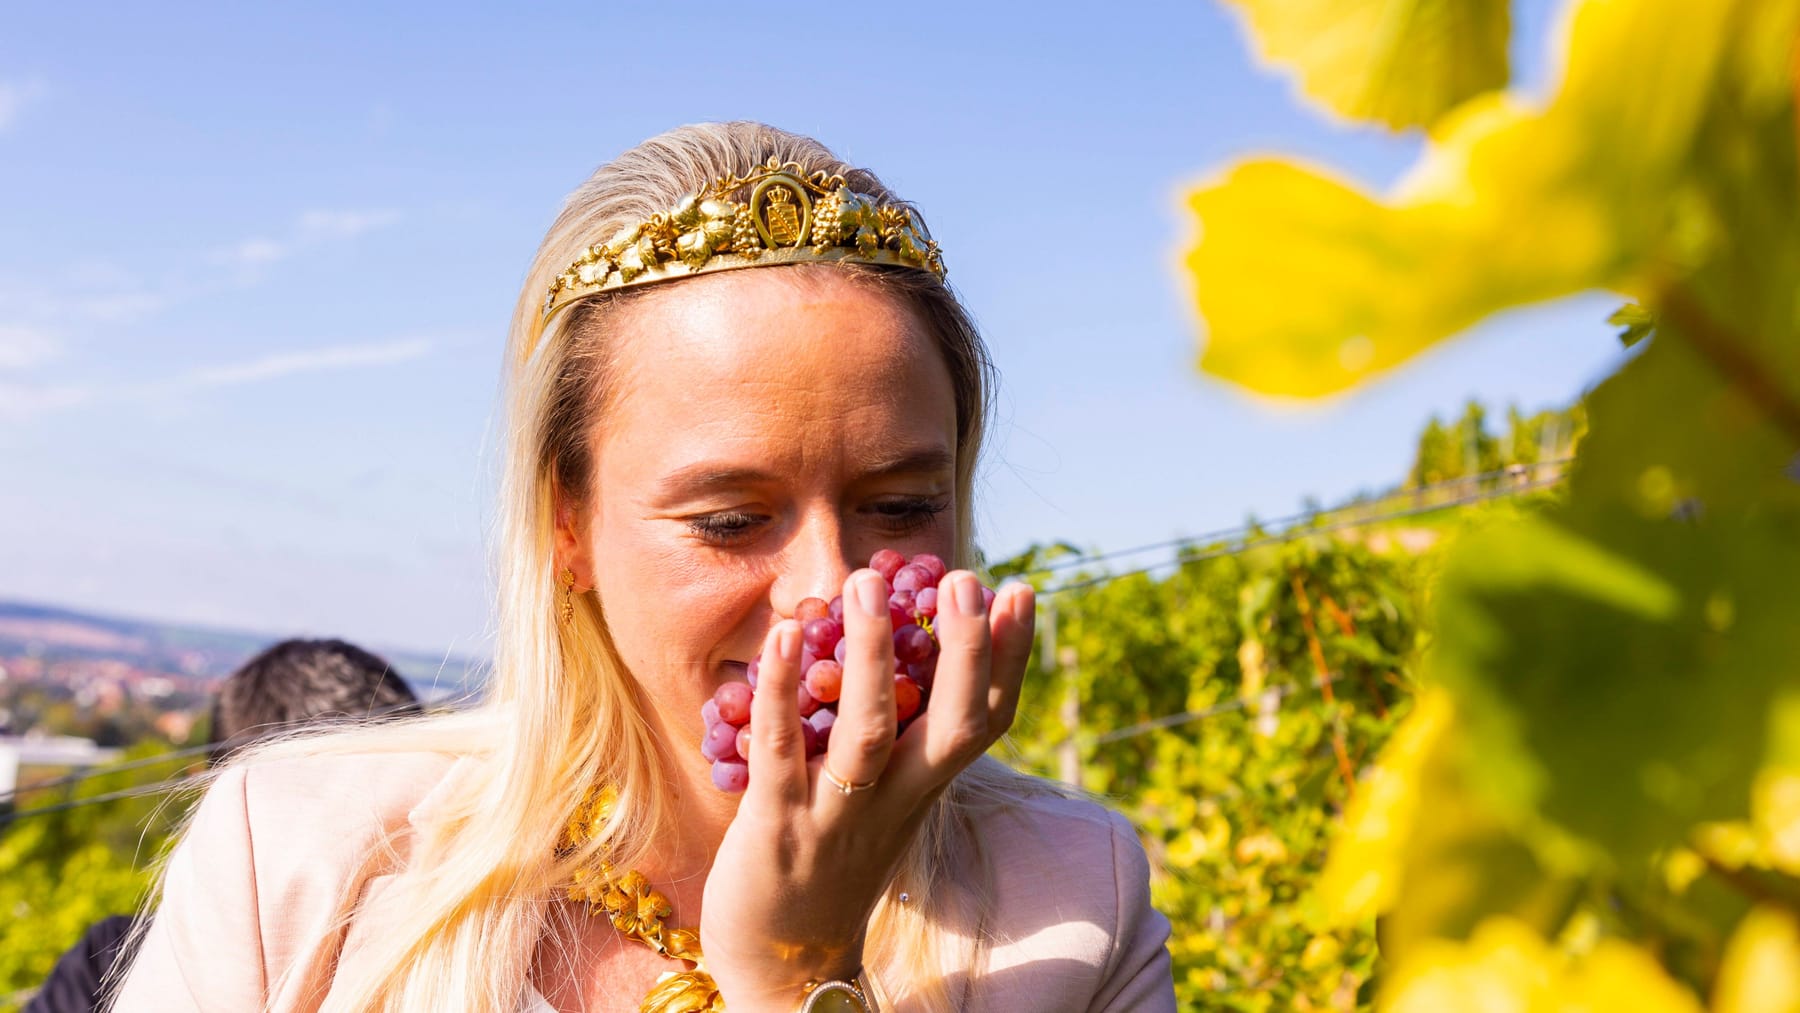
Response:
[955,574,985,616]
[776,622,801,662]
[1011,585,1035,622]
[854,573,887,616]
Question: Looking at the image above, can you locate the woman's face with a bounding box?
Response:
[556,268,961,743]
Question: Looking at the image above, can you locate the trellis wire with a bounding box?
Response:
[2,466,1562,822]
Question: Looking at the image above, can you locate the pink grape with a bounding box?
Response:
[796,597,830,623]
[888,598,913,629]
[828,595,845,622]
[804,618,842,655]
[800,719,821,757]
[981,586,996,610]
[736,725,753,760]
[869,549,906,582]
[745,656,759,689]
[889,589,917,620]
[915,587,938,618]
[805,659,844,703]
[806,707,836,748]
[712,760,749,793]
[715,682,753,725]
[912,554,947,585]
[894,675,923,722]
[834,638,848,664]
[797,681,820,717]
[702,720,740,762]
[907,657,937,691]
[894,624,934,664]
[892,564,932,594]
[701,698,721,728]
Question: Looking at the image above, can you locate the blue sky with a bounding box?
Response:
[0,1,1624,656]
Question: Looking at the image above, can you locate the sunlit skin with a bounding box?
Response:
[547,268,1036,1012]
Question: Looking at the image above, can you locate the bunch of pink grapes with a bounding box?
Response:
[701,549,995,793]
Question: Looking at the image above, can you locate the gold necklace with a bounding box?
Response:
[562,787,724,1013]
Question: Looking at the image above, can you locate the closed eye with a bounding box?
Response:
[687,510,769,544]
[864,496,949,534]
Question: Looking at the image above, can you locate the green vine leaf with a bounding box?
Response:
[1426,506,1800,876]
[1609,302,1656,349]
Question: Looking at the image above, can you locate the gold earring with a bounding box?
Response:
[558,568,576,625]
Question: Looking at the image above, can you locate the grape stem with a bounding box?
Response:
[1288,572,1357,799]
[1662,285,1800,448]
[1690,839,1800,915]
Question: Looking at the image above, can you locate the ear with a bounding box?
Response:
[552,483,594,589]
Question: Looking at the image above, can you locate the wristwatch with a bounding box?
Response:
[798,972,880,1012]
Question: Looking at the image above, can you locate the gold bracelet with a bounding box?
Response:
[797,972,880,1013]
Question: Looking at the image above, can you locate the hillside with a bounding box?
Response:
[0,598,482,703]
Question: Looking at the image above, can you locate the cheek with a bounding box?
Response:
[590,521,771,684]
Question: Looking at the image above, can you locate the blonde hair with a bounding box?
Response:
[152,122,1058,1012]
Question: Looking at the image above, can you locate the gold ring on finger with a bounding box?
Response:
[821,759,878,796]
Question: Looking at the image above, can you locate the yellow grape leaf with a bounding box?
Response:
[1383,917,1704,1012]
[1382,918,1553,1012]
[1315,686,1575,955]
[1187,0,1748,398]
[1558,941,1707,1013]
[1714,906,1800,1013]
[1316,688,1452,921]
[1755,769,1800,874]
[1222,0,1509,130]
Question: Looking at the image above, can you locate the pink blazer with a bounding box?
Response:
[114,751,1175,1012]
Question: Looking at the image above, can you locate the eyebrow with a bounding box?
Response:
[658,448,955,495]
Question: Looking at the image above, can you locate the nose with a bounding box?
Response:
[769,508,856,619]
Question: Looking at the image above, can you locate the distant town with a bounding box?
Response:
[0,599,480,750]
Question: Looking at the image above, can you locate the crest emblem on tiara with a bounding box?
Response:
[752,175,811,248]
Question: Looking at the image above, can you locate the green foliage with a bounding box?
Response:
[998,534,1432,1009]
[1405,398,1583,489]
[1609,302,1656,348]
[0,742,190,1010]
[1429,509,1800,876]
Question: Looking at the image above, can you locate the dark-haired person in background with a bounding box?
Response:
[205,638,421,765]
[25,639,420,1013]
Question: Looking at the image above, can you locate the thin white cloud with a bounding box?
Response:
[225,238,288,268]
[0,337,433,420]
[174,337,430,390]
[0,78,46,133]
[214,209,399,272]
[0,379,88,416]
[0,264,173,325]
[298,209,400,240]
[0,325,58,370]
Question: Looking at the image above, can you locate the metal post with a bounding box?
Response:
[1042,597,1083,788]
[1058,644,1082,789]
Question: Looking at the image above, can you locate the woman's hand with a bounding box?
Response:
[700,569,1035,1011]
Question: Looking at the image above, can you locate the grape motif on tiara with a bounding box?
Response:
[541,158,945,324]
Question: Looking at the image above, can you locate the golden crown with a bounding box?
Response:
[540,158,946,326]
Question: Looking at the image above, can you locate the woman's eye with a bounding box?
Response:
[687,511,767,543]
[866,497,949,534]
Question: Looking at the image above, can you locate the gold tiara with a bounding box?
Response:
[540,158,946,325]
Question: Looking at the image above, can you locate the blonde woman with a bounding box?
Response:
[116,122,1175,1013]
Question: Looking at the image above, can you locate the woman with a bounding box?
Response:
[116,122,1174,1012]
